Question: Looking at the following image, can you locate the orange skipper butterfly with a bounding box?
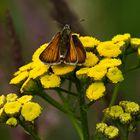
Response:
[39,24,86,65]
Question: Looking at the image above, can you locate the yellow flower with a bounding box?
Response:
[99,58,122,68]
[6,117,18,127]
[21,102,42,121]
[52,65,75,75]
[0,95,6,108]
[6,93,18,102]
[32,43,48,63]
[106,67,124,83]
[76,68,89,78]
[104,105,124,119]
[88,65,107,80]
[112,33,130,43]
[130,38,140,48]
[19,62,33,72]
[4,101,21,116]
[86,82,105,101]
[29,62,49,79]
[79,36,100,48]
[138,47,140,55]
[18,95,33,104]
[104,126,119,139]
[119,113,132,124]
[97,41,121,57]
[10,71,29,85]
[40,74,61,88]
[116,41,126,49]
[96,123,107,133]
[83,52,99,67]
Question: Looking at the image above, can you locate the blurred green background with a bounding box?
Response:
[0,0,140,140]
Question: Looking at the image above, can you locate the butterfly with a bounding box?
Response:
[39,24,86,65]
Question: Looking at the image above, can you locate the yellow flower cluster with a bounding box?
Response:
[104,100,140,124]
[0,93,42,127]
[96,122,119,139]
[10,33,140,102]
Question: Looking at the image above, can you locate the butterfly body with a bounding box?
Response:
[39,24,86,65]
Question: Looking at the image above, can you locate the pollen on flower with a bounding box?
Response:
[6,93,18,102]
[40,74,61,88]
[97,41,121,57]
[83,52,99,67]
[112,33,130,43]
[106,67,124,83]
[52,65,75,75]
[79,36,100,48]
[87,64,107,80]
[10,71,29,85]
[21,102,42,121]
[4,101,21,116]
[99,58,122,68]
[18,95,33,104]
[0,95,6,108]
[86,82,105,101]
[6,117,18,127]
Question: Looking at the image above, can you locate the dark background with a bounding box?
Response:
[0,0,140,140]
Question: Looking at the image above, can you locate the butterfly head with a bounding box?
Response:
[62,24,71,35]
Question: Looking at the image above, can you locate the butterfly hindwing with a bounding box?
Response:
[64,34,77,64]
[72,35,86,64]
[39,32,61,64]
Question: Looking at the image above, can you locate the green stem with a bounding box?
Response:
[19,119,41,140]
[125,65,140,74]
[109,83,121,108]
[56,89,83,140]
[76,80,89,140]
[120,126,129,140]
[55,87,77,96]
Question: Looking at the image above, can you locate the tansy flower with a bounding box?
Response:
[21,102,42,121]
[138,47,140,55]
[4,101,21,116]
[83,52,99,67]
[112,33,130,43]
[40,74,61,88]
[104,105,124,119]
[116,41,126,50]
[99,58,122,68]
[0,108,4,116]
[106,67,124,83]
[130,38,140,48]
[10,71,29,85]
[18,95,33,104]
[97,41,121,57]
[6,93,18,102]
[6,117,18,127]
[76,67,89,78]
[119,113,132,124]
[0,95,6,108]
[52,65,75,75]
[86,82,105,101]
[104,126,119,139]
[19,62,33,72]
[96,122,107,133]
[88,65,107,80]
[29,62,49,79]
[79,36,100,48]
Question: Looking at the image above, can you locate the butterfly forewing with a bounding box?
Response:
[39,32,61,64]
[72,35,86,64]
[64,34,78,64]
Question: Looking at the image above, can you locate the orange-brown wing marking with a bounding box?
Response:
[72,35,86,64]
[64,34,77,64]
[39,32,61,64]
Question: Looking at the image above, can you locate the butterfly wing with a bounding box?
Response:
[72,35,86,64]
[39,32,61,65]
[64,34,78,65]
